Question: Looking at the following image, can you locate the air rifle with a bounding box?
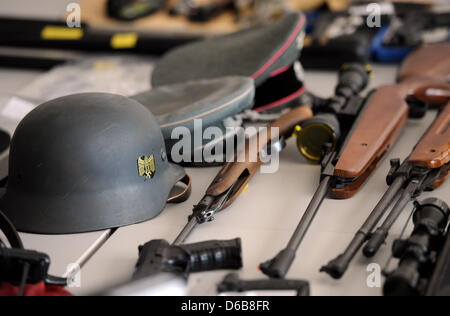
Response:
[260,43,450,279]
[173,105,313,245]
[383,198,449,296]
[322,101,450,279]
[321,43,450,279]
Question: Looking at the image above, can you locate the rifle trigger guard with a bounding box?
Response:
[192,182,237,224]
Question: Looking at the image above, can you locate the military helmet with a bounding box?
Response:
[0,93,190,234]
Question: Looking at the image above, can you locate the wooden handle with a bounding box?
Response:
[398,42,450,84]
[398,42,450,108]
[206,106,313,200]
[334,85,410,180]
[403,78,450,108]
[412,85,450,107]
[409,102,450,169]
[267,106,315,136]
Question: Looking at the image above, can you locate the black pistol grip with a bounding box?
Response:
[182,238,243,273]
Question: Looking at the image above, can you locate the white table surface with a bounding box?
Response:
[0,1,448,296]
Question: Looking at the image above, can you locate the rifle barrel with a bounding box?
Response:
[173,217,198,246]
[260,176,331,278]
[321,176,406,279]
[363,182,416,257]
[287,176,332,250]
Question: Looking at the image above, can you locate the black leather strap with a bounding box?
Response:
[167,174,192,204]
[0,209,23,249]
[0,209,69,287]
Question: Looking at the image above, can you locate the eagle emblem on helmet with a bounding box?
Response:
[138,155,156,179]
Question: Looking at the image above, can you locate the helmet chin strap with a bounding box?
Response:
[0,209,23,249]
[0,209,28,296]
[167,175,192,204]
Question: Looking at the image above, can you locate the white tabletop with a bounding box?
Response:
[0,1,448,296]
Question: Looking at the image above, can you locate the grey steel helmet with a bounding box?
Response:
[0,93,190,234]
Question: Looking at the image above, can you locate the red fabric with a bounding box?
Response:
[0,281,73,296]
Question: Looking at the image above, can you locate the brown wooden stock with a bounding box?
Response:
[331,43,450,198]
[402,79,450,107]
[398,42,450,84]
[398,42,450,107]
[333,85,410,180]
[409,103,450,169]
[398,43,450,108]
[331,151,387,200]
[206,106,313,207]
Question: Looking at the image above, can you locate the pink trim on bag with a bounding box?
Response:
[269,65,291,78]
[251,15,306,80]
[253,85,306,113]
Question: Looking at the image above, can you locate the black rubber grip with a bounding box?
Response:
[259,248,296,279]
[183,238,243,273]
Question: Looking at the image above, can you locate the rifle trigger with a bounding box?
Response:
[193,180,238,224]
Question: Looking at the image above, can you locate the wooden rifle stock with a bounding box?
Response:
[330,44,450,199]
[410,102,450,189]
[332,86,409,187]
[206,106,313,208]
[397,42,450,84]
[409,102,450,169]
[397,42,450,107]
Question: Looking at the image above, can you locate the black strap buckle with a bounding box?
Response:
[0,247,50,286]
